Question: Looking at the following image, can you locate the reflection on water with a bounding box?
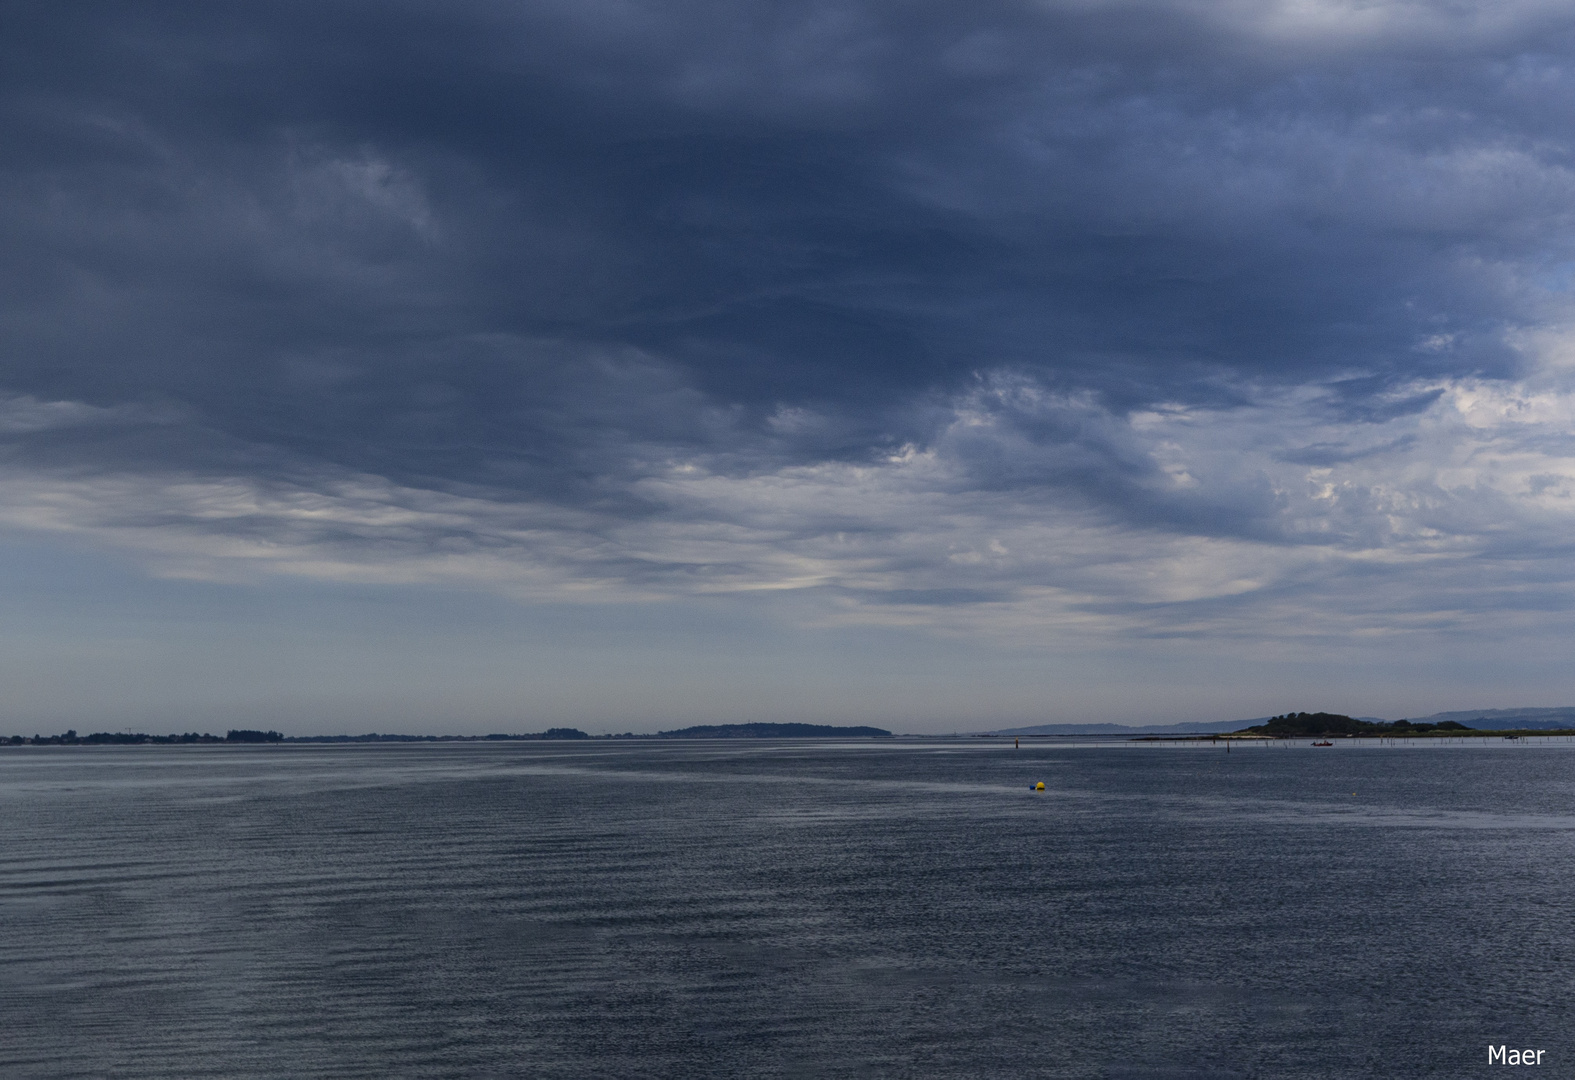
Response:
[2,740,1572,1077]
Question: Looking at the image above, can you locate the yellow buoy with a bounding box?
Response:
[1035,781,1046,791]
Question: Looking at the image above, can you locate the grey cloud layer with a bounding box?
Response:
[5,0,1575,637]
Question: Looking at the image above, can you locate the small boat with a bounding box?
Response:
[1311,740,1334,747]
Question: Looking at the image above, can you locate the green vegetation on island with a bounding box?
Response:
[1238,712,1559,738]
[1246,712,1464,737]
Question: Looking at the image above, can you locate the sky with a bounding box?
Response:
[6,0,1575,734]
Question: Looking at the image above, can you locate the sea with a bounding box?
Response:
[2,737,1571,1078]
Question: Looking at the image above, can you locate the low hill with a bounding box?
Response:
[981,707,1575,740]
[654,723,892,738]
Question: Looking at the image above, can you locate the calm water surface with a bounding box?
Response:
[2,739,1572,1078]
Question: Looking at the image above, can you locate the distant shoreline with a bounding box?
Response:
[973,728,1575,741]
[1128,729,1575,741]
[2,722,895,746]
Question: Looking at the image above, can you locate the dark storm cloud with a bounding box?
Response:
[4,0,1575,628]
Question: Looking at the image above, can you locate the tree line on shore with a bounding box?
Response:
[4,723,897,745]
[2,728,596,745]
[7,729,286,745]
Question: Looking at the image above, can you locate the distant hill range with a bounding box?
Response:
[1399,707,1575,730]
[654,723,892,738]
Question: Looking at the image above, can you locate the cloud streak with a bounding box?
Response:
[5,342,1575,646]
